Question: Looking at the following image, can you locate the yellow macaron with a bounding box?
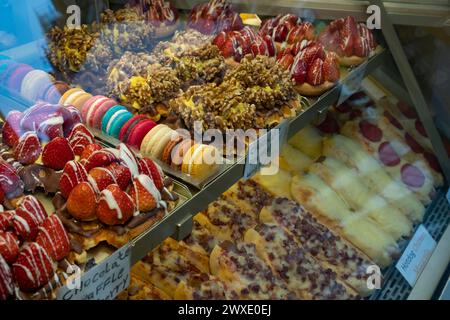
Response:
[181,144,220,181]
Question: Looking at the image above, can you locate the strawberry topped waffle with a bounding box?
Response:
[318,16,378,66]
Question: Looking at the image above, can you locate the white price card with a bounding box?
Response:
[57,244,131,300]
[337,61,368,106]
[396,225,436,287]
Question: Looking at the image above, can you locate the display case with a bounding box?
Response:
[0,0,448,300]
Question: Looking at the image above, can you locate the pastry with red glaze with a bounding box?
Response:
[188,0,243,35]
[277,41,340,96]
[141,0,180,38]
[318,16,379,66]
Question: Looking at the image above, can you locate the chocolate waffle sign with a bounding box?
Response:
[57,244,131,300]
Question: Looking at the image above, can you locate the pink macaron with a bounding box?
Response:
[82,95,107,121]
[126,119,157,149]
[83,96,117,129]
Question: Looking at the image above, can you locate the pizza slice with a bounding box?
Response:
[290,173,399,267]
[308,156,412,239]
[323,134,425,222]
[173,274,232,300]
[209,241,297,299]
[259,197,376,296]
[244,223,359,300]
[182,217,218,256]
[251,168,293,199]
[288,125,324,159]
[280,144,314,174]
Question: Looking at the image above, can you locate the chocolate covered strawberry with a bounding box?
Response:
[66,182,98,221]
[0,159,24,199]
[80,143,102,160]
[129,175,161,212]
[84,149,118,172]
[88,167,117,192]
[2,111,23,147]
[13,132,41,165]
[36,215,70,261]
[13,242,54,292]
[42,137,74,170]
[0,254,14,300]
[12,195,47,240]
[59,160,88,198]
[96,184,135,225]
[0,231,19,263]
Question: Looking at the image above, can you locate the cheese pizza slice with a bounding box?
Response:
[259,197,376,296]
[290,173,399,267]
[323,134,425,222]
[309,156,412,239]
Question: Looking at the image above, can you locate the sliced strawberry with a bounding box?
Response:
[61,105,83,137]
[13,243,54,292]
[68,123,95,156]
[274,22,289,42]
[354,36,370,57]
[129,175,159,212]
[138,158,165,190]
[262,34,276,57]
[36,215,70,261]
[0,254,14,300]
[0,211,14,231]
[80,143,102,160]
[13,132,42,165]
[84,149,118,172]
[278,53,294,70]
[59,160,88,199]
[287,25,305,44]
[213,31,228,49]
[290,57,308,84]
[323,52,340,82]
[250,39,267,57]
[340,16,358,57]
[96,184,135,225]
[66,181,98,221]
[0,159,24,198]
[107,163,131,190]
[299,42,326,67]
[12,195,47,240]
[88,167,116,192]
[42,137,75,170]
[2,111,23,147]
[220,38,235,58]
[37,121,63,142]
[306,58,325,86]
[0,231,19,263]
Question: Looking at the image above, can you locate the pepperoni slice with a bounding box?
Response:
[335,101,352,113]
[378,142,401,167]
[423,152,441,172]
[397,101,418,119]
[383,111,403,130]
[415,120,428,138]
[316,113,340,134]
[404,133,424,154]
[359,120,382,142]
[401,163,425,188]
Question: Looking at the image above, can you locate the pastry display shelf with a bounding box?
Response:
[172,0,450,27]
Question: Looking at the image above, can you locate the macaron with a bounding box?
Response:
[119,114,149,142]
[61,88,92,110]
[59,88,84,105]
[43,81,71,104]
[20,70,55,102]
[126,119,157,149]
[169,139,194,169]
[161,135,183,165]
[83,96,118,129]
[101,105,127,132]
[181,144,220,180]
[4,64,33,92]
[140,124,177,159]
[105,110,133,138]
[82,95,109,121]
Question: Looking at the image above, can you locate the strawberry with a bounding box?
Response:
[0,254,14,300]
[37,120,63,142]
[0,211,14,231]
[107,163,131,190]
[290,57,308,84]
[12,195,47,240]
[88,167,116,191]
[262,34,276,57]
[68,123,95,155]
[42,137,74,170]
[0,159,24,198]
[13,243,54,292]
[220,39,235,58]
[299,42,326,67]
[307,58,325,86]
[36,215,70,261]
[277,47,291,61]
[2,111,23,147]
[323,52,340,82]
[118,143,140,177]
[302,22,315,40]
[129,175,159,212]
[0,231,19,263]
[278,53,294,70]
[96,184,135,225]
[61,105,83,137]
[80,143,102,160]
[84,149,118,172]
[274,22,289,42]
[213,31,228,49]
[13,132,42,165]
[67,182,98,221]
[340,16,357,57]
[0,187,4,204]
[251,39,267,57]
[353,36,370,57]
[138,158,165,190]
[287,25,305,44]
[59,160,88,199]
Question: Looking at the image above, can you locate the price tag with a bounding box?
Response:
[337,61,368,106]
[57,244,131,300]
[243,121,289,179]
[396,225,436,287]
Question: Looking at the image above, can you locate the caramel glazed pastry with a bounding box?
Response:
[128,179,374,300]
[170,55,302,131]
